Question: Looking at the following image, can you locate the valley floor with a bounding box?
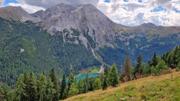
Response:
[64,71,180,101]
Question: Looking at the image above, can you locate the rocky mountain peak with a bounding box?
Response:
[0,6,26,20]
[31,3,119,47]
[0,4,179,48]
[0,6,40,22]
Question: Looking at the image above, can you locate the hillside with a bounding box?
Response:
[64,71,180,101]
[0,18,99,85]
[0,6,37,22]
[0,4,180,85]
[0,5,180,65]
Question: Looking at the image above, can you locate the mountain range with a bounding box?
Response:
[0,3,179,85]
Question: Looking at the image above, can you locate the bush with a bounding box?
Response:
[151,59,168,76]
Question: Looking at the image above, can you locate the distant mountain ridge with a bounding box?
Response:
[0,4,179,38]
[0,6,39,22]
[0,4,179,85]
[1,4,179,35]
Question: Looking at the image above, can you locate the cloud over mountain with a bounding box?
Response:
[97,0,180,26]
[3,0,180,26]
[17,0,99,8]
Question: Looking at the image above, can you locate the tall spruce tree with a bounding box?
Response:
[0,84,11,101]
[151,53,158,66]
[27,73,37,101]
[83,74,89,93]
[37,74,47,101]
[88,78,95,91]
[124,55,132,81]
[109,64,119,87]
[15,74,26,101]
[135,55,143,75]
[67,71,74,96]
[49,69,59,101]
[102,68,109,90]
[46,78,56,101]
[60,74,66,99]
[17,73,37,101]
[93,78,101,90]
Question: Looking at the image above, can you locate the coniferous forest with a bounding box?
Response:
[0,3,180,101]
[0,46,179,101]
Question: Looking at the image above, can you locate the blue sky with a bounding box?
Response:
[151,5,166,12]
[2,0,17,6]
[1,0,180,26]
[104,0,110,3]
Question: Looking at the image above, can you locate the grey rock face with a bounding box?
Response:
[1,4,180,47]
[1,4,180,50]
[31,4,180,46]
[0,6,40,22]
[0,4,179,67]
[32,4,118,46]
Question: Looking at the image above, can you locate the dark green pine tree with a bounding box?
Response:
[49,69,59,101]
[124,55,132,81]
[172,46,180,67]
[162,46,180,68]
[60,74,66,99]
[135,55,143,75]
[46,78,56,101]
[37,73,47,101]
[109,64,119,87]
[151,53,158,67]
[15,74,26,101]
[88,78,94,91]
[66,70,74,96]
[0,84,11,101]
[77,80,84,93]
[83,74,89,93]
[25,73,37,101]
[102,68,109,90]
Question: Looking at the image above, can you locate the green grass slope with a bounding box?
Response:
[64,71,180,101]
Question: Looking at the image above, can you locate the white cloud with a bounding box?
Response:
[0,0,2,6]
[8,3,45,13]
[17,0,99,8]
[10,0,98,13]
[97,0,180,26]
[1,0,5,7]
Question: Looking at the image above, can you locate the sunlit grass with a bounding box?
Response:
[64,71,180,101]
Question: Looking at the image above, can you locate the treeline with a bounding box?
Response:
[0,65,119,101]
[0,46,179,101]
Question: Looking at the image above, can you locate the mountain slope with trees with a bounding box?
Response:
[0,46,179,101]
[0,4,180,85]
[0,18,99,85]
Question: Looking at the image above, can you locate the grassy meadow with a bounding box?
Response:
[64,71,180,101]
